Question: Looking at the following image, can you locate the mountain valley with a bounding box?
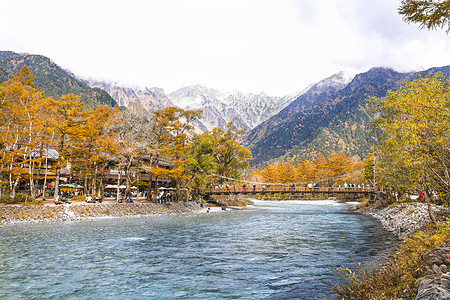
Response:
[1,50,449,166]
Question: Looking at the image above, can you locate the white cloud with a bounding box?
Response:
[0,0,448,96]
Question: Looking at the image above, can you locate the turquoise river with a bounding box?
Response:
[0,200,395,299]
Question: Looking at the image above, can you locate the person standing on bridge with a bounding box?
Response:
[419,192,425,201]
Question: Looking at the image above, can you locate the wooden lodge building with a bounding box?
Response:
[20,148,172,198]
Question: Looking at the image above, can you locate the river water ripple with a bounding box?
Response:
[0,200,395,299]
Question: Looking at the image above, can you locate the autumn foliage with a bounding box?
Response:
[254,152,364,186]
[367,73,450,206]
[0,66,252,202]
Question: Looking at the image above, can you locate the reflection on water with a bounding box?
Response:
[0,200,395,299]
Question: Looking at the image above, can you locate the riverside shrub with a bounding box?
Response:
[1,193,28,204]
[71,195,86,202]
[333,219,450,299]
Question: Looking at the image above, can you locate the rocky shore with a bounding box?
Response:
[361,202,448,239]
[0,202,203,225]
[361,202,450,300]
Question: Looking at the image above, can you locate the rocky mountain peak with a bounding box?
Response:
[147,87,166,97]
[314,71,352,90]
[168,85,302,132]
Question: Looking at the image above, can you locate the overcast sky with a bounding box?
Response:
[1,0,449,96]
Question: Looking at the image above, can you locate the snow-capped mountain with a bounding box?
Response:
[85,80,175,111]
[84,71,352,134]
[168,85,303,132]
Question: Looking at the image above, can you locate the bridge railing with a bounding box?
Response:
[202,186,375,194]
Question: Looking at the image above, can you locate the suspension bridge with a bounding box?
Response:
[202,186,375,196]
[201,170,377,196]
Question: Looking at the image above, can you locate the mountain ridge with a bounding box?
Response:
[83,80,307,132]
[84,79,175,111]
[245,66,450,166]
[167,84,303,131]
[0,51,117,108]
[3,50,448,167]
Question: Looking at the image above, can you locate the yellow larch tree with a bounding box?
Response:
[70,104,113,197]
[261,162,280,184]
[45,94,86,201]
[278,160,297,184]
[0,66,50,201]
[295,157,316,184]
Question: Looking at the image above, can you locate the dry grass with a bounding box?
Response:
[208,195,253,207]
[21,200,44,206]
[333,219,450,299]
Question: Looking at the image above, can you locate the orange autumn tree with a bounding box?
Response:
[260,162,280,184]
[212,123,252,183]
[295,156,316,183]
[327,152,353,177]
[261,161,297,185]
[0,66,51,201]
[259,152,359,186]
[146,107,202,201]
[278,160,297,184]
[45,94,86,201]
[248,168,263,184]
[313,154,330,185]
[70,104,113,197]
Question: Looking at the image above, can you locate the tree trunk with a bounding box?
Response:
[27,119,35,202]
[123,160,134,200]
[29,159,36,202]
[43,147,49,200]
[92,162,98,197]
[11,177,19,199]
[116,168,122,202]
[36,157,43,200]
[83,177,87,196]
[54,169,60,202]
[424,189,437,225]
[146,173,153,202]
[99,165,105,198]
[0,161,4,200]
[124,170,131,200]
[43,132,54,200]
[29,174,35,202]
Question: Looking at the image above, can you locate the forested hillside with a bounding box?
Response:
[0,51,116,108]
[245,66,450,166]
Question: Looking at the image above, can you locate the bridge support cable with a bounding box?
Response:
[206,169,365,187]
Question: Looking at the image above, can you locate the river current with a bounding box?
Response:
[0,200,395,299]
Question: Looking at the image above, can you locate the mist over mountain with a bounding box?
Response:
[0,50,304,134]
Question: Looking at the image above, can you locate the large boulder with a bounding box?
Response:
[416,246,450,300]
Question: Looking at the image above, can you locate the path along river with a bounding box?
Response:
[0,199,395,299]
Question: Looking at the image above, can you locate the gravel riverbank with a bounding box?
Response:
[0,202,204,225]
[360,202,450,300]
[360,202,448,239]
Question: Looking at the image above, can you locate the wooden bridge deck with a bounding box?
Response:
[203,186,375,195]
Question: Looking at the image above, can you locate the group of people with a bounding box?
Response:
[117,196,134,203]
[85,195,103,203]
[209,182,370,191]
